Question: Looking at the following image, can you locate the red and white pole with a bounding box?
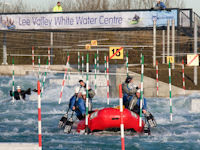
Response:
[58,55,70,104]
[32,46,34,72]
[48,47,50,69]
[106,56,109,105]
[156,60,159,96]
[119,84,125,150]
[37,81,42,150]
[182,59,186,95]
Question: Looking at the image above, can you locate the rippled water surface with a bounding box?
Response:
[0,74,200,150]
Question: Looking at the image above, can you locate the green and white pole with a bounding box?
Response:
[97,50,99,73]
[78,51,80,73]
[169,60,173,121]
[126,51,129,76]
[104,54,106,77]
[12,57,15,103]
[85,53,89,134]
[139,54,144,127]
[82,54,84,77]
[41,60,48,97]
[94,53,97,94]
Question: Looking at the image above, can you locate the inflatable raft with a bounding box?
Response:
[76,107,144,133]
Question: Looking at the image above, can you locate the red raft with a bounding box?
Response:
[77,107,144,133]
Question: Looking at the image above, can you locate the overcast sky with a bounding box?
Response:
[184,0,200,14]
[1,0,200,14]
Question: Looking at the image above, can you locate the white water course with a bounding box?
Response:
[0,74,200,150]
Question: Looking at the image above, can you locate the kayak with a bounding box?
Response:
[76,107,144,133]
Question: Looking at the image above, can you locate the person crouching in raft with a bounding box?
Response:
[122,76,139,109]
[10,86,31,100]
[69,80,95,120]
[69,87,86,120]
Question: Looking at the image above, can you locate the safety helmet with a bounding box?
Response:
[125,76,133,83]
[17,86,21,90]
[75,87,80,93]
[136,89,141,93]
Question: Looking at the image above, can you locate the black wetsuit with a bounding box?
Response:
[10,88,31,100]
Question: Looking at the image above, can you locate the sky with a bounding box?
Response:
[184,0,200,14]
[0,0,200,15]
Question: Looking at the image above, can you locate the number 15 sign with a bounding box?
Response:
[109,47,124,59]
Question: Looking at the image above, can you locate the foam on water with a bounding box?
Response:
[1,74,200,150]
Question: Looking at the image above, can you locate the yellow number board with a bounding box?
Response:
[109,47,123,59]
[91,40,97,46]
[85,44,91,50]
[167,56,174,64]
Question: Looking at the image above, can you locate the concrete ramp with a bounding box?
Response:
[190,99,200,113]
[0,143,39,150]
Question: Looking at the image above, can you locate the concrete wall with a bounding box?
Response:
[0,65,77,76]
[116,67,200,98]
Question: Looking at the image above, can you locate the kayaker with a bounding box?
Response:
[10,86,31,100]
[122,76,139,109]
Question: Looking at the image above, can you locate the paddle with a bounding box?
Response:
[58,87,81,130]
[143,112,157,136]
[58,108,70,128]
[63,111,75,133]
[143,115,151,136]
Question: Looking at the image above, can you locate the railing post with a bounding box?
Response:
[162,30,165,64]
[153,19,156,67]
[172,19,175,69]
[194,15,198,86]
[2,32,8,65]
[50,32,53,65]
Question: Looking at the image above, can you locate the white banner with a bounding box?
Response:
[0,10,178,30]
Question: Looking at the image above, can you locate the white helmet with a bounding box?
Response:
[157,0,160,2]
[17,86,21,90]
[136,89,141,93]
[75,87,80,93]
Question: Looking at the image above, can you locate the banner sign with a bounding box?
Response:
[0,10,178,30]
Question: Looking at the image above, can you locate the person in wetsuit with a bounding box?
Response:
[130,89,157,128]
[10,86,31,100]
